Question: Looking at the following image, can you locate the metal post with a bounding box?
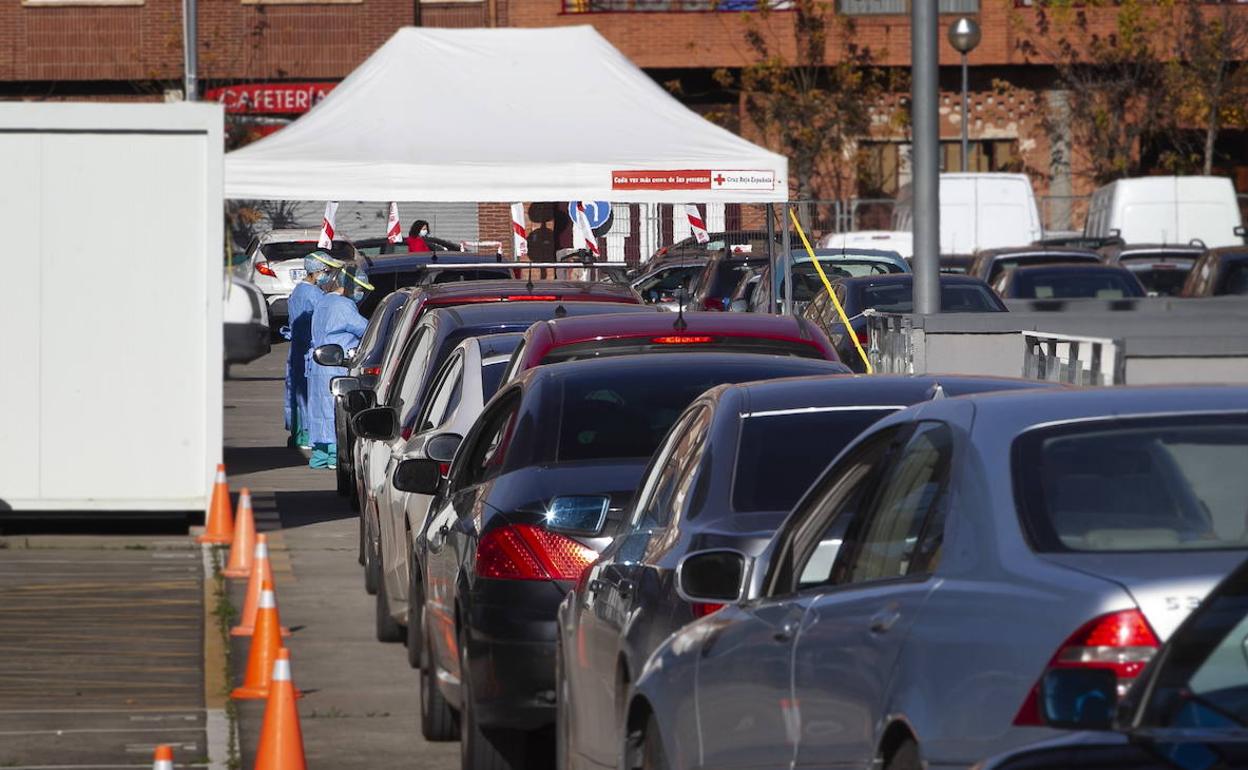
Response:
[765,203,778,314]
[183,0,198,100]
[912,0,940,315]
[960,52,969,172]
[781,203,792,315]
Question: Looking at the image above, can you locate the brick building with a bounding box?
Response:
[3,0,1245,252]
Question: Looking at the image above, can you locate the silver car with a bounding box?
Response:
[626,386,1248,770]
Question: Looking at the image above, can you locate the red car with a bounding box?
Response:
[501,310,841,382]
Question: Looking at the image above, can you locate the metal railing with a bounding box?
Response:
[865,312,916,375]
[1022,331,1125,386]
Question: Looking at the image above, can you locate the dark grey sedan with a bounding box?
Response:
[626,386,1248,770]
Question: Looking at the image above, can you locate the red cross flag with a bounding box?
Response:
[575,201,600,257]
[510,203,528,259]
[686,204,710,244]
[386,202,402,244]
[318,201,339,249]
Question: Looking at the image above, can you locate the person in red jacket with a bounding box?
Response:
[404,219,431,252]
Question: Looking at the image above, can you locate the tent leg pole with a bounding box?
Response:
[766,202,777,314]
[781,201,792,316]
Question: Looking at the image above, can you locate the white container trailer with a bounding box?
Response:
[0,104,223,517]
[1084,175,1246,248]
[893,172,1044,254]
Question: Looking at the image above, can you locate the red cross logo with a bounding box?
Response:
[714,174,727,186]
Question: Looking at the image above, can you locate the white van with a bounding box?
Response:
[817,230,913,259]
[1084,176,1246,248]
[892,173,1043,254]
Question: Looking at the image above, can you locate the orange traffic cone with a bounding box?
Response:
[254,648,306,770]
[232,581,298,700]
[198,464,235,545]
[222,488,256,579]
[152,745,173,770]
[232,535,289,637]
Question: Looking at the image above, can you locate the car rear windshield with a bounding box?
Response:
[733,408,899,512]
[541,336,824,364]
[1012,270,1144,299]
[860,283,1003,313]
[261,241,352,263]
[1120,259,1193,296]
[704,259,770,301]
[555,362,817,462]
[1016,415,1248,552]
[787,261,902,303]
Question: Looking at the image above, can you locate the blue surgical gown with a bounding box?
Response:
[284,281,322,433]
[307,292,368,446]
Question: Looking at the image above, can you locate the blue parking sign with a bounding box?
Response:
[568,201,614,236]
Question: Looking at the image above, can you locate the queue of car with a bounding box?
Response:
[277,218,1248,770]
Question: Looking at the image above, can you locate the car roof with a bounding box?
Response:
[1006,263,1134,275]
[514,352,847,389]
[1114,243,1206,254]
[798,248,904,260]
[260,228,322,242]
[420,279,640,302]
[428,300,653,328]
[708,374,1061,415]
[1208,247,1248,261]
[920,385,1248,436]
[476,332,526,360]
[356,253,507,272]
[537,310,822,346]
[976,246,1101,260]
[836,273,987,287]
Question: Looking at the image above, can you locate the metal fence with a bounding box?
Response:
[1021,331,1125,386]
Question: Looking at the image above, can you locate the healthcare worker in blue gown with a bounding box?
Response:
[282,253,332,449]
[306,266,370,470]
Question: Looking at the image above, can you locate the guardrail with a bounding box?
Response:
[1022,331,1124,386]
[865,311,915,374]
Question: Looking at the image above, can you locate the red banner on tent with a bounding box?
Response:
[205,83,336,115]
[612,169,777,192]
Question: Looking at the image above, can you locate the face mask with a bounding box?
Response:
[419,227,429,237]
[315,271,333,287]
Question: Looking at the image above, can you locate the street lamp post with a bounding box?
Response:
[947,17,981,173]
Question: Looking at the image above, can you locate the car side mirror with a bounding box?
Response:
[331,376,360,398]
[1236,225,1247,240]
[544,496,610,537]
[345,389,376,414]
[393,458,442,495]
[425,432,463,464]
[1039,668,1117,731]
[313,344,345,367]
[676,549,750,605]
[353,407,399,441]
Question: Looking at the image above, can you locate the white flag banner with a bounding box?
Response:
[318,201,339,249]
[686,204,710,244]
[510,203,528,259]
[386,202,402,244]
[575,201,600,257]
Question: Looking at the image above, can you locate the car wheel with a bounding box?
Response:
[375,571,404,643]
[336,461,351,497]
[357,512,366,566]
[885,738,921,770]
[460,628,526,770]
[640,714,667,770]
[555,640,573,770]
[363,509,379,596]
[420,625,458,741]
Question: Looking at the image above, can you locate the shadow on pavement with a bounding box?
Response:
[275,489,356,528]
[0,515,193,536]
[226,445,313,476]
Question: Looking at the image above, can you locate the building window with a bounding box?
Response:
[857,139,1018,196]
[839,0,978,13]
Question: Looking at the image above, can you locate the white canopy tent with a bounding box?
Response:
[224,26,787,204]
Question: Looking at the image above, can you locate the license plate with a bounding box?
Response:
[290,268,307,281]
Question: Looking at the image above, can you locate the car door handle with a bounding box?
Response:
[869,608,901,634]
[773,618,800,642]
[617,579,636,600]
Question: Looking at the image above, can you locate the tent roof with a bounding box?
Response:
[224,26,787,203]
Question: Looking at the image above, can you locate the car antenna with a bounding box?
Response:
[674,284,688,332]
[526,260,535,294]
[554,304,567,318]
[929,382,946,400]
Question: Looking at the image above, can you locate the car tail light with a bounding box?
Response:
[476,524,597,581]
[256,262,276,277]
[1012,609,1160,726]
[690,602,724,619]
[504,295,558,302]
[362,366,381,376]
[702,297,726,311]
[651,335,714,345]
[400,425,412,441]
[438,463,451,478]
[855,330,870,345]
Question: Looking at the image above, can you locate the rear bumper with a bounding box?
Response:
[462,579,569,731]
[224,322,271,365]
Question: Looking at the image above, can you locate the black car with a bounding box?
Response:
[1182,247,1248,297]
[557,373,1063,770]
[351,300,657,596]
[401,354,850,767]
[977,554,1248,770]
[332,289,411,499]
[802,274,1008,372]
[354,253,515,317]
[991,263,1146,300]
[689,252,772,311]
[967,246,1102,286]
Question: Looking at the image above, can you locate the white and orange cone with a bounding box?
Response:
[152,745,174,770]
[222,488,256,579]
[198,464,235,544]
[254,648,306,770]
[232,581,296,700]
[232,534,288,637]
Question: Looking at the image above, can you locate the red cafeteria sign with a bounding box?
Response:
[204,82,336,115]
[612,169,776,192]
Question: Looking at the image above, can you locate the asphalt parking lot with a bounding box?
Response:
[224,344,457,770]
